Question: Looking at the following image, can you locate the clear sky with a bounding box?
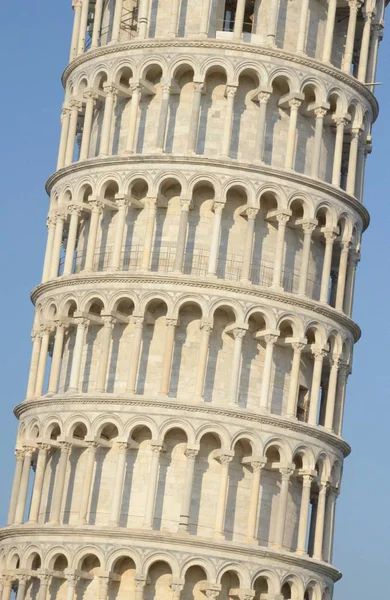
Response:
[0,2,389,598]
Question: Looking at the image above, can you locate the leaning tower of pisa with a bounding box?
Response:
[0,1,385,599]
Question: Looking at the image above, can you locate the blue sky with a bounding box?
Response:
[0,3,389,598]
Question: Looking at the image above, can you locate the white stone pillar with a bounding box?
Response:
[285,99,302,169]
[47,322,66,394]
[347,128,361,196]
[16,576,28,600]
[50,442,71,524]
[28,443,51,524]
[78,442,98,524]
[63,205,83,276]
[134,578,146,600]
[7,450,25,525]
[311,108,327,178]
[69,0,83,61]
[109,442,129,526]
[39,576,51,600]
[313,482,328,560]
[68,318,89,392]
[65,573,78,600]
[125,83,142,155]
[358,8,375,82]
[91,0,104,49]
[228,328,247,404]
[57,108,72,169]
[308,348,326,426]
[323,487,338,562]
[100,85,117,157]
[240,209,258,283]
[260,334,278,410]
[26,331,42,399]
[272,213,290,289]
[96,317,115,392]
[246,460,266,542]
[98,576,110,600]
[367,22,384,90]
[221,85,237,157]
[322,0,338,63]
[320,230,337,303]
[50,212,66,279]
[77,0,90,55]
[144,444,163,528]
[178,448,199,531]
[286,342,306,418]
[296,0,310,54]
[111,198,129,271]
[138,0,151,38]
[159,319,178,395]
[169,0,181,36]
[342,0,362,73]
[79,90,97,161]
[156,84,171,151]
[273,468,293,548]
[214,454,233,538]
[174,199,191,272]
[65,100,82,166]
[188,82,204,154]
[42,215,57,282]
[126,317,144,393]
[233,0,246,39]
[84,200,104,272]
[335,363,350,436]
[141,198,157,270]
[332,117,348,186]
[14,447,34,525]
[255,92,271,163]
[194,320,213,400]
[199,0,212,36]
[266,0,280,45]
[207,202,224,276]
[298,222,316,295]
[344,250,360,316]
[324,356,341,431]
[296,474,314,554]
[335,241,351,311]
[34,326,51,397]
[1,577,13,600]
[111,0,124,43]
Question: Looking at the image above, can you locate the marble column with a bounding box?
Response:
[285,99,301,169]
[84,200,104,272]
[1,578,13,600]
[65,573,78,600]
[323,487,338,562]
[272,213,290,289]
[346,128,361,196]
[266,0,280,45]
[91,0,104,48]
[324,356,341,431]
[178,448,199,531]
[100,85,118,156]
[188,82,204,154]
[7,450,25,525]
[322,0,337,63]
[28,443,51,524]
[42,214,57,282]
[47,322,66,394]
[141,198,157,270]
[313,483,328,560]
[240,209,258,283]
[68,318,89,392]
[169,0,181,36]
[296,0,310,54]
[65,100,82,166]
[109,442,129,525]
[98,576,110,600]
[26,331,42,399]
[298,222,316,295]
[255,92,270,163]
[126,317,144,393]
[125,83,142,154]
[16,576,28,600]
[358,8,375,82]
[259,334,278,410]
[286,342,306,418]
[78,442,98,524]
[69,0,83,61]
[335,241,351,311]
[144,444,163,528]
[14,447,34,525]
[199,0,212,36]
[57,108,71,170]
[194,320,213,400]
[111,0,124,43]
[159,319,178,395]
[367,22,384,90]
[342,0,363,74]
[111,198,129,270]
[308,348,327,426]
[228,328,247,404]
[34,326,51,397]
[320,230,337,303]
[311,108,327,178]
[214,454,233,538]
[273,468,293,548]
[50,212,66,279]
[174,199,191,272]
[344,249,360,316]
[332,117,348,186]
[50,442,71,524]
[207,202,224,276]
[95,317,115,392]
[79,90,97,161]
[296,474,314,554]
[246,460,266,542]
[77,0,90,54]
[156,84,171,151]
[138,0,151,38]
[63,205,83,276]
[221,85,237,157]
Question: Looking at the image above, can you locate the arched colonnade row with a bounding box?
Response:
[44,178,363,315]
[0,548,334,600]
[69,0,384,89]
[59,58,372,198]
[8,416,342,561]
[28,292,353,434]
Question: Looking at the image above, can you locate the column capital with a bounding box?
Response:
[302,220,317,234]
[161,82,172,95]
[150,443,164,456]
[83,88,98,102]
[279,466,294,480]
[246,207,259,220]
[330,355,342,370]
[250,458,266,472]
[314,106,328,119]
[15,448,25,460]
[226,84,238,98]
[31,329,41,342]
[130,81,142,94]
[184,448,199,460]
[180,198,191,211]
[74,316,90,328]
[302,472,315,487]
[54,210,66,222]
[135,576,147,591]
[231,590,255,600]
[59,440,72,452]
[89,199,105,213]
[218,453,234,466]
[114,441,130,453]
[103,83,118,97]
[72,0,83,7]
[288,98,302,109]
[61,106,71,119]
[37,570,51,584]
[311,346,327,360]
[22,445,35,457]
[69,98,83,112]
[257,91,271,104]
[333,114,350,128]
[264,333,279,345]
[165,318,178,329]
[16,573,29,585]
[67,203,84,217]
[102,315,116,328]
[213,201,225,215]
[276,212,291,226]
[64,570,79,586]
[204,585,221,599]
[324,229,338,242]
[116,196,130,209]
[291,341,306,353]
[46,214,57,228]
[132,315,145,328]
[37,442,52,453]
[348,0,363,12]
[200,318,213,333]
[171,580,184,599]
[193,81,205,93]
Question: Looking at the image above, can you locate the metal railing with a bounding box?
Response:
[59,245,322,300]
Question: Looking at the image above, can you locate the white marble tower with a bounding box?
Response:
[0,1,386,599]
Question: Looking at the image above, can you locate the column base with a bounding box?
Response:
[295,550,308,556]
[270,284,283,292]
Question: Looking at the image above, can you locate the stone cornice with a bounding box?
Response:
[0,525,342,582]
[30,272,362,342]
[13,395,351,457]
[60,37,378,122]
[45,155,370,230]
